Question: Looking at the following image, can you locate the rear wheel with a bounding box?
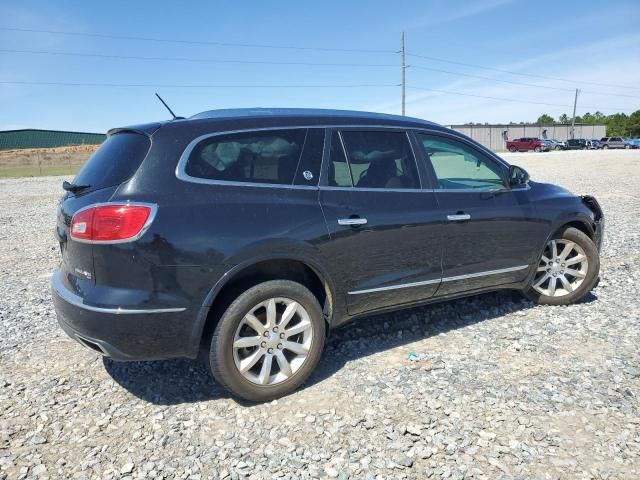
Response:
[603,145,609,149]
[534,146,541,152]
[508,146,517,152]
[524,227,599,305]
[208,280,325,401]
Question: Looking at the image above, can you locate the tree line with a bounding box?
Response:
[535,110,640,136]
[464,110,640,136]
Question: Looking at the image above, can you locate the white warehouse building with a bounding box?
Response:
[448,123,607,152]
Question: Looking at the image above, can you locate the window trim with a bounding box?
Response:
[175,124,508,191]
[412,128,510,192]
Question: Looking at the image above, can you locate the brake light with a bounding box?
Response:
[70,204,154,243]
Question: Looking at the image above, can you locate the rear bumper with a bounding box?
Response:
[51,271,200,361]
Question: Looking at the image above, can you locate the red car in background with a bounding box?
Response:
[506,137,549,152]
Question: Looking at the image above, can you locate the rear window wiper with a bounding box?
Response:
[62,181,91,194]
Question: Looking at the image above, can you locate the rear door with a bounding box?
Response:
[413,130,547,296]
[318,128,442,316]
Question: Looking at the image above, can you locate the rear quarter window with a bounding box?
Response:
[73,132,151,193]
[184,129,307,185]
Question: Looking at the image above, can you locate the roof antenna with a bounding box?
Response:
[155,92,184,120]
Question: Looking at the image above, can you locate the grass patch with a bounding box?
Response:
[0,165,80,178]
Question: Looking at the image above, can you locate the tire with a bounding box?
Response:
[555,145,562,151]
[508,146,517,152]
[603,145,609,149]
[534,146,541,152]
[524,227,599,306]
[625,144,630,149]
[208,280,326,401]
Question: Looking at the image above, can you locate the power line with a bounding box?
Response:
[405,86,629,111]
[3,47,638,100]
[0,26,395,54]
[0,80,398,89]
[406,52,640,91]
[0,48,396,68]
[410,63,640,99]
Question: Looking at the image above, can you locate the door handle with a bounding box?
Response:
[338,218,368,226]
[447,213,471,221]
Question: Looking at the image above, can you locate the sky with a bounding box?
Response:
[1,0,639,132]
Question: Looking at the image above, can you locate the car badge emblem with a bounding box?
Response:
[303,170,314,181]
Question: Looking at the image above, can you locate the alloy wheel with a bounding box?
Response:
[232,297,313,385]
[532,239,589,297]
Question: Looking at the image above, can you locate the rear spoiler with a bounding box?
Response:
[107,123,162,138]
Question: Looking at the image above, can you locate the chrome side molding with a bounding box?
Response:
[348,264,529,295]
[51,272,186,315]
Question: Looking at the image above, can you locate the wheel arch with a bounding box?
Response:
[558,219,595,240]
[191,256,336,356]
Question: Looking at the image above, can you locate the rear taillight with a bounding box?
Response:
[70,203,155,243]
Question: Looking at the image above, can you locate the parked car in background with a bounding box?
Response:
[506,137,549,152]
[600,137,626,149]
[623,137,640,149]
[50,108,604,401]
[589,139,601,149]
[545,139,565,151]
[565,139,588,150]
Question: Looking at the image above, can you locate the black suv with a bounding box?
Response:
[565,138,588,150]
[52,108,604,401]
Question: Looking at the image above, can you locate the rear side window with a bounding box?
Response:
[73,133,150,193]
[185,129,306,185]
[340,130,419,189]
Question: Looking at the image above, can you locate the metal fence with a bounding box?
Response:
[448,124,607,151]
[0,129,105,150]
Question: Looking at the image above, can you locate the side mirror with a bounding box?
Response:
[508,165,529,187]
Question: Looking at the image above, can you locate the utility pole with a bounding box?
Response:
[400,31,406,116]
[570,88,580,139]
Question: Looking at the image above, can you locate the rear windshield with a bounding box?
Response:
[73,132,150,192]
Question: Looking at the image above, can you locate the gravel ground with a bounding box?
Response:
[1,149,639,479]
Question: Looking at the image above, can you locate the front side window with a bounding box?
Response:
[185,129,306,184]
[340,130,419,189]
[417,134,505,190]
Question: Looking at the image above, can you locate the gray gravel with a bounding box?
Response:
[1,150,639,479]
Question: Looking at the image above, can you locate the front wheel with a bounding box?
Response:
[534,146,541,152]
[208,280,326,401]
[524,227,599,305]
[603,145,609,149]
[625,144,631,149]
[508,146,517,152]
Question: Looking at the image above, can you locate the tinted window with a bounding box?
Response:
[186,129,306,185]
[340,130,419,189]
[417,134,504,190]
[74,133,150,193]
[327,130,352,187]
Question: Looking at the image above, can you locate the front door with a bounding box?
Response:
[318,129,443,316]
[414,131,547,296]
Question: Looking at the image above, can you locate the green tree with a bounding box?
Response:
[558,114,569,124]
[627,110,640,136]
[605,113,629,136]
[536,114,555,125]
